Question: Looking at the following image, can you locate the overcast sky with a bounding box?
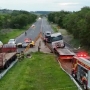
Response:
[0,0,90,11]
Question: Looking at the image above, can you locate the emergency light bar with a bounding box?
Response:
[76,51,88,57]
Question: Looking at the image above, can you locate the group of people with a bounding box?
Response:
[17,51,32,61]
[17,51,24,61]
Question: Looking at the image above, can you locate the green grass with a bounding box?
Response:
[0,29,25,43]
[0,52,77,90]
[59,29,70,35]
[70,38,81,48]
[0,24,31,43]
[51,24,58,32]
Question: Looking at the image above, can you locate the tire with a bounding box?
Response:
[4,61,9,69]
[30,44,33,48]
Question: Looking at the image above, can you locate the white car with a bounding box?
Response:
[8,39,16,45]
[31,24,35,28]
[0,41,3,47]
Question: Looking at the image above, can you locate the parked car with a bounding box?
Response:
[44,31,51,43]
[0,41,3,47]
[22,42,29,48]
[8,39,16,45]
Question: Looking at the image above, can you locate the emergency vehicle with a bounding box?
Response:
[72,53,90,90]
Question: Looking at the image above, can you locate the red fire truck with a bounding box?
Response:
[72,54,90,90]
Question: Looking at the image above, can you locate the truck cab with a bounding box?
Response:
[51,32,65,48]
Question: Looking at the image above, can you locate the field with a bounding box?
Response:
[0,24,31,43]
[0,52,77,90]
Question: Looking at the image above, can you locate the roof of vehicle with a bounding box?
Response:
[51,32,62,37]
[9,39,15,41]
[45,31,51,34]
[24,38,31,43]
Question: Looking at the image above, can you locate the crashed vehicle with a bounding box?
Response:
[17,38,35,48]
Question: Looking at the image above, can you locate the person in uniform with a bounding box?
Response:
[21,51,24,59]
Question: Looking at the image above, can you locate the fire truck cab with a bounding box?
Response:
[72,56,90,90]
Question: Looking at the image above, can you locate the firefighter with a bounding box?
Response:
[21,51,24,59]
[71,68,77,78]
[71,63,77,78]
[81,75,88,90]
[25,31,27,36]
[38,41,41,52]
[16,53,21,61]
[44,38,47,45]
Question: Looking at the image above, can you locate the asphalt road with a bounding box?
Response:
[16,18,55,53]
[16,18,42,52]
[16,17,74,53]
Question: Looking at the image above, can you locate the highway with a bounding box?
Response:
[15,17,55,53]
[16,17,74,53]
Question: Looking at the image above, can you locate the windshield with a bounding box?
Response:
[51,35,63,42]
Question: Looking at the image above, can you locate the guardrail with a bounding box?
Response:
[57,59,82,90]
[0,59,18,79]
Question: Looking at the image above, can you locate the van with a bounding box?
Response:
[51,32,65,48]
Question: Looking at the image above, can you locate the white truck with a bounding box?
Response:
[50,32,75,60]
[51,32,65,48]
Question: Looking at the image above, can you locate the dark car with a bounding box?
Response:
[22,42,29,48]
[44,31,51,43]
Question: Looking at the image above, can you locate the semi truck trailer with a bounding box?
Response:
[0,44,17,69]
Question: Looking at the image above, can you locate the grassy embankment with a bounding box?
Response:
[51,23,81,48]
[0,24,31,44]
[51,23,90,54]
[0,52,77,90]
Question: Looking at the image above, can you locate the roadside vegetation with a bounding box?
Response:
[0,10,37,43]
[48,6,90,49]
[0,29,25,43]
[0,52,77,90]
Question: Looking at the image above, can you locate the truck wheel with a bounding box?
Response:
[30,44,33,48]
[4,62,9,69]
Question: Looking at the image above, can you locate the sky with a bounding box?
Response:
[0,0,90,11]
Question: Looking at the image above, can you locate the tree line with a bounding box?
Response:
[0,10,37,29]
[48,7,90,47]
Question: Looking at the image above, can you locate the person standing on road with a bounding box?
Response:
[21,51,24,59]
[38,41,41,52]
[25,31,27,36]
